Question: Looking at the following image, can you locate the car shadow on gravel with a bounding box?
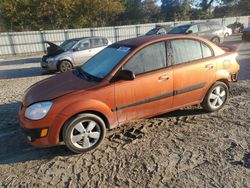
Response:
[0,57,41,66]
[157,107,207,118]
[0,67,46,79]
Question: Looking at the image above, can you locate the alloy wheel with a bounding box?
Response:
[208,86,226,109]
[70,120,101,149]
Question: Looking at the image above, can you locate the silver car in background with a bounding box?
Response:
[41,37,111,72]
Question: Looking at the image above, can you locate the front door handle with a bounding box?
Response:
[205,64,214,70]
[158,74,169,82]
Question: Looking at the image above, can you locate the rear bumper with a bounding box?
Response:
[230,72,238,82]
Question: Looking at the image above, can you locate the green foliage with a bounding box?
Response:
[0,0,249,32]
[0,0,124,31]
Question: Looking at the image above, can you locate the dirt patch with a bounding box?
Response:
[0,35,249,187]
[0,79,249,187]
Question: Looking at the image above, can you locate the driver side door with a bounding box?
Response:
[114,42,173,124]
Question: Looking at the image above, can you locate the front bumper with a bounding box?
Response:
[19,105,68,147]
[40,59,58,71]
[21,127,49,142]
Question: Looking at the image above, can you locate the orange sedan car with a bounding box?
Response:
[19,35,240,153]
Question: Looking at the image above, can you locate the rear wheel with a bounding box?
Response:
[58,60,73,73]
[211,37,220,45]
[63,113,106,153]
[224,33,229,38]
[201,81,229,112]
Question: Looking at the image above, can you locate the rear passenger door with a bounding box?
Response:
[198,24,212,40]
[90,38,108,55]
[169,39,216,108]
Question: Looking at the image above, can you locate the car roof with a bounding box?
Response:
[68,36,106,41]
[113,34,204,48]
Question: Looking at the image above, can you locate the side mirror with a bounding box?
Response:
[73,47,80,52]
[187,30,193,34]
[116,69,135,81]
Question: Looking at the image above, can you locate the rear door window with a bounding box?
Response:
[209,24,222,30]
[170,39,203,65]
[91,38,105,48]
[201,43,213,58]
[124,42,167,75]
[199,24,210,32]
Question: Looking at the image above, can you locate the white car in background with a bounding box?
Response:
[223,26,232,38]
[41,37,112,72]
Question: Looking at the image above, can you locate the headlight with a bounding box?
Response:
[25,102,52,120]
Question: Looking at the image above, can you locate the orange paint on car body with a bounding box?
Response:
[19,34,240,149]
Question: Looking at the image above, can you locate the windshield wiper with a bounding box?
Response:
[74,68,89,80]
[76,68,101,82]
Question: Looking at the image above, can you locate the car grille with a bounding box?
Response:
[41,61,48,68]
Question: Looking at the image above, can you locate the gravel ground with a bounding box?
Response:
[0,35,249,187]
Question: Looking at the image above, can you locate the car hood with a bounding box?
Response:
[23,71,98,107]
[43,41,64,58]
[45,41,59,48]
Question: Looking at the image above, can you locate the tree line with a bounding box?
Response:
[0,0,249,32]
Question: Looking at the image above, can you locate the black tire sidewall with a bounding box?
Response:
[202,82,229,112]
[62,113,106,154]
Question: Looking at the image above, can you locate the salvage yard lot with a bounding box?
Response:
[0,35,250,187]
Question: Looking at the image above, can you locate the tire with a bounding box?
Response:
[211,37,220,45]
[201,81,229,112]
[224,33,229,38]
[58,60,73,73]
[62,113,106,154]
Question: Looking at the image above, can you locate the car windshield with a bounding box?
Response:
[80,46,132,80]
[168,25,190,34]
[60,40,78,51]
[145,28,160,35]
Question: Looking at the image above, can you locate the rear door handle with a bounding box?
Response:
[158,74,169,82]
[205,64,214,70]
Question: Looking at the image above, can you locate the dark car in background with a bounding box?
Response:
[227,22,244,34]
[145,25,172,35]
[242,26,250,41]
[167,22,224,44]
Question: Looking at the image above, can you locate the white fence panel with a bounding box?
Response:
[93,27,116,43]
[0,16,249,56]
[67,28,91,39]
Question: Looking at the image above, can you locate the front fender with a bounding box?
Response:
[59,99,114,122]
[58,56,73,64]
[50,99,116,143]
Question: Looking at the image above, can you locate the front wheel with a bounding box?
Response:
[63,113,106,153]
[58,60,73,73]
[201,82,229,112]
[211,37,220,45]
